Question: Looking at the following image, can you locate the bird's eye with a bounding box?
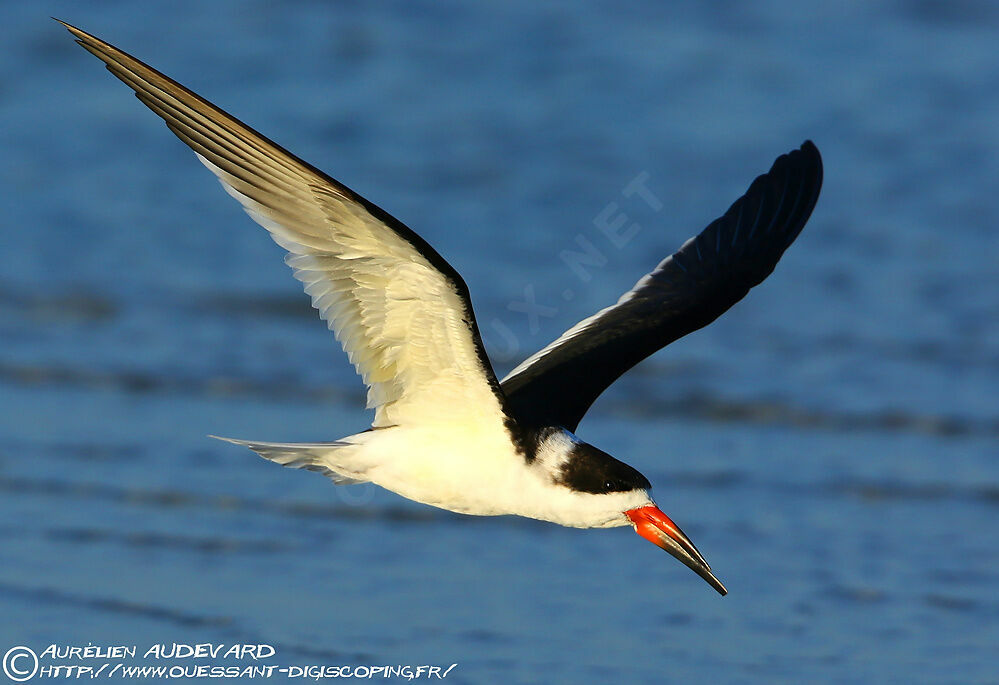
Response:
[604,480,616,491]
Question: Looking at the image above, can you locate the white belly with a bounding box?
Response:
[345,423,529,517]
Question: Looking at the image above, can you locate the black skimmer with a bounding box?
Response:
[61,20,822,595]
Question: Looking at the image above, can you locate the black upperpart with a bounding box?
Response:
[555,442,651,494]
[504,416,547,462]
[505,421,650,494]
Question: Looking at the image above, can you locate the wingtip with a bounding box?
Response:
[773,140,822,191]
[798,139,822,168]
[55,19,108,51]
[207,434,242,445]
[53,17,82,35]
[799,140,823,193]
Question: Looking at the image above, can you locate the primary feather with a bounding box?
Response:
[60,20,504,430]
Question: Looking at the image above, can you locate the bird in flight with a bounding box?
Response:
[61,20,822,595]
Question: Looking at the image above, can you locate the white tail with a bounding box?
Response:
[210,435,367,485]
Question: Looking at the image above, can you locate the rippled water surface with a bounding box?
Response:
[3,2,998,683]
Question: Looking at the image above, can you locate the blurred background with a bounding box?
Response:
[2,1,997,682]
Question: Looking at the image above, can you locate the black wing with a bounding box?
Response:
[500,141,822,431]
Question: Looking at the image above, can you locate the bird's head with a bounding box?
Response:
[535,429,727,595]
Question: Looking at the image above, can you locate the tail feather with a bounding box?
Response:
[210,435,366,485]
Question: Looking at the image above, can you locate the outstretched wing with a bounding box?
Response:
[501,142,822,431]
[62,21,504,429]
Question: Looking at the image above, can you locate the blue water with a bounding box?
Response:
[2,2,998,683]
